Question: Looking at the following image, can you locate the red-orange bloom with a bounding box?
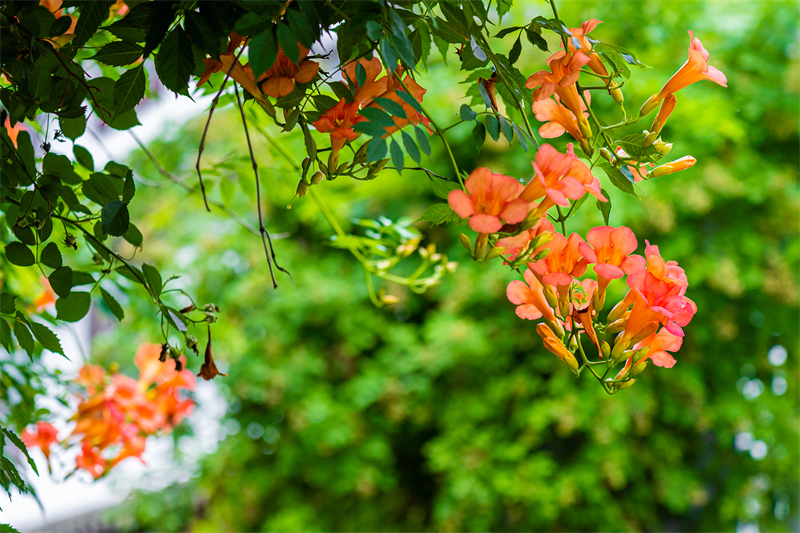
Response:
[257,44,319,98]
[4,117,25,148]
[528,232,590,310]
[526,53,592,131]
[368,68,430,136]
[447,168,529,234]
[651,94,677,136]
[531,92,589,142]
[507,268,559,329]
[579,226,645,308]
[21,422,59,461]
[311,99,366,168]
[520,143,606,218]
[649,156,696,178]
[197,33,262,101]
[342,56,388,106]
[76,442,106,479]
[640,31,727,115]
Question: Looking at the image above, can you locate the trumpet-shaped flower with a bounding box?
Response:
[21,422,59,461]
[531,92,590,143]
[368,68,430,135]
[520,144,606,218]
[649,156,696,178]
[640,31,727,115]
[257,44,319,98]
[342,56,389,105]
[529,232,590,316]
[311,99,366,168]
[651,94,677,136]
[447,168,529,234]
[537,323,579,371]
[197,34,262,101]
[579,226,645,308]
[527,53,592,132]
[507,268,559,329]
[76,442,106,479]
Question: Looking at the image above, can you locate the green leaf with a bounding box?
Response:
[365,20,383,42]
[112,65,146,118]
[220,177,235,206]
[380,38,398,69]
[49,15,73,37]
[597,188,612,225]
[100,288,124,321]
[122,172,136,203]
[430,180,460,200]
[596,160,638,197]
[101,200,130,236]
[277,23,300,64]
[414,126,431,157]
[499,116,514,142]
[116,265,145,285]
[55,291,91,323]
[29,65,53,100]
[509,36,522,65]
[59,116,86,140]
[353,122,389,138]
[373,97,407,119]
[5,242,35,267]
[494,27,522,38]
[72,271,96,286]
[0,319,11,352]
[73,1,113,50]
[525,27,548,52]
[91,41,144,66]
[512,123,529,151]
[14,319,34,358]
[419,203,455,226]
[356,62,367,87]
[123,223,143,248]
[142,263,163,297]
[472,122,486,150]
[4,426,38,474]
[40,242,62,269]
[390,139,404,174]
[0,294,17,315]
[250,30,278,79]
[401,131,420,164]
[29,322,64,356]
[155,27,195,95]
[15,131,36,178]
[485,115,500,141]
[366,138,387,163]
[460,104,477,121]
[92,172,121,202]
[359,108,394,128]
[49,266,73,299]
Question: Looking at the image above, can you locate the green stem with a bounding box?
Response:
[555,206,567,235]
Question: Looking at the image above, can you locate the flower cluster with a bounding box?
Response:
[21,344,195,478]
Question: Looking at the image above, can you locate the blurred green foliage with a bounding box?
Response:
[99,1,798,531]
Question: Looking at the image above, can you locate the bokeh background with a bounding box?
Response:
[28,1,800,531]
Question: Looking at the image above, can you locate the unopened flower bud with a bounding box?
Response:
[531,231,554,250]
[609,84,624,106]
[381,294,399,306]
[318,161,328,175]
[169,346,182,359]
[579,137,593,157]
[650,94,676,136]
[639,94,660,117]
[336,163,348,174]
[544,284,558,311]
[296,179,308,199]
[631,359,648,377]
[578,117,593,140]
[64,233,77,249]
[532,247,550,262]
[653,138,673,155]
[301,157,311,174]
[615,379,636,390]
[186,334,199,355]
[610,337,631,362]
[354,142,369,164]
[643,129,659,147]
[649,156,696,178]
[203,304,220,313]
[599,147,615,165]
[180,304,195,314]
[486,246,505,260]
[458,233,471,252]
[327,150,339,172]
[310,171,325,185]
[601,341,611,359]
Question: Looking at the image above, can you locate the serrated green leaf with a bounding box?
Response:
[29,321,64,356]
[13,320,34,358]
[597,188,612,224]
[123,223,143,248]
[276,23,300,64]
[122,173,135,203]
[401,131,420,164]
[472,122,486,150]
[419,203,455,226]
[485,115,500,141]
[112,65,146,118]
[373,97,407,119]
[414,126,431,157]
[509,36,522,65]
[73,1,113,50]
[366,138,387,162]
[390,139,404,174]
[430,180,460,200]
[101,200,130,236]
[155,27,195,95]
[49,266,73,298]
[91,41,144,66]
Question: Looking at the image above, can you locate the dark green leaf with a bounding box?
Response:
[55,291,91,322]
[356,62,367,87]
[101,200,130,236]
[414,126,431,157]
[366,138,387,163]
[91,173,120,202]
[430,180,460,200]
[73,1,113,50]
[0,294,17,315]
[353,122,390,137]
[116,265,145,284]
[13,319,34,358]
[249,30,278,79]
[112,65,146,118]
[396,90,422,114]
[374,97,407,119]
[472,122,486,150]
[365,20,383,42]
[276,23,300,64]
[123,223,143,248]
[12,226,35,246]
[401,131,420,164]
[122,173,135,203]
[91,41,144,66]
[0,318,11,352]
[15,131,36,178]
[100,288,124,321]
[49,15,73,37]
[5,243,35,267]
[597,188,612,224]
[596,160,638,197]
[49,266,73,298]
[59,116,86,140]
[380,38,398,68]
[40,242,62,269]
[155,27,194,95]
[359,108,394,128]
[390,139,404,174]
[142,263,162,297]
[495,27,522,38]
[29,322,64,355]
[509,36,522,65]
[499,116,514,142]
[460,104,477,121]
[513,123,529,151]
[485,115,500,141]
[419,203,455,225]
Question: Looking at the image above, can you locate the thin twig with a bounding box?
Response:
[233,83,293,289]
[196,44,248,212]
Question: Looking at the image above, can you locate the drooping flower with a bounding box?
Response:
[527,53,593,135]
[651,94,677,136]
[496,217,555,262]
[311,99,366,169]
[75,442,106,479]
[507,268,560,332]
[649,156,696,178]
[528,232,591,315]
[447,168,530,234]
[531,92,590,146]
[537,323,579,371]
[342,56,388,106]
[578,226,645,308]
[21,422,59,461]
[570,279,602,357]
[520,143,606,218]
[198,332,227,381]
[640,31,727,116]
[257,44,319,98]
[197,33,263,101]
